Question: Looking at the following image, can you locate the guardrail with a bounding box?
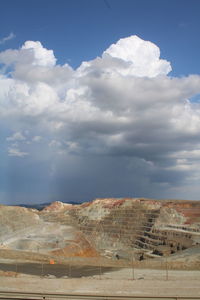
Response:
[0,291,200,300]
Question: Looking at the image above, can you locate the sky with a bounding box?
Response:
[1,0,200,205]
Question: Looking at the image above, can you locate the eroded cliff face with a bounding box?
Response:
[0,198,200,261]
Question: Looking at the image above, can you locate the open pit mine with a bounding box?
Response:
[0,198,200,270]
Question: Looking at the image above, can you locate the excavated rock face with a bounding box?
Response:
[67,198,200,259]
[155,207,186,226]
[0,205,40,237]
[0,198,200,261]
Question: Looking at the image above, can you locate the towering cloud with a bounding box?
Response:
[1,35,200,203]
[103,35,172,77]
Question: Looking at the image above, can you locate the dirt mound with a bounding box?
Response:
[50,232,99,257]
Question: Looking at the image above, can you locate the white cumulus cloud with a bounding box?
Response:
[21,41,56,67]
[0,40,57,69]
[103,35,172,77]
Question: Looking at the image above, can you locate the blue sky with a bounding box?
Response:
[1,0,200,74]
[1,0,200,204]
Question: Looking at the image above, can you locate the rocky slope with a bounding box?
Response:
[0,198,200,264]
[65,198,200,260]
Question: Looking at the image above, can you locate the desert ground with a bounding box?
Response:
[0,265,200,297]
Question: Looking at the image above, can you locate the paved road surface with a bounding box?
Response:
[0,291,200,300]
[0,262,115,278]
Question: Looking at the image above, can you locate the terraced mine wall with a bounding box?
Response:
[68,198,200,260]
[1,198,200,262]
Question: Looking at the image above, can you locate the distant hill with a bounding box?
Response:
[18,200,81,211]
